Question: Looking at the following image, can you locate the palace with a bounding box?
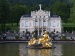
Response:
[19,4,62,36]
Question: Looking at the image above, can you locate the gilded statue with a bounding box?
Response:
[28,31,52,48]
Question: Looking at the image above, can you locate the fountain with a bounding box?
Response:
[27,31,53,49]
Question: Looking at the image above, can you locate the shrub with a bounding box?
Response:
[62,36,67,40]
[15,36,19,40]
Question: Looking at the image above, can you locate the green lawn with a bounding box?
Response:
[62,23,75,27]
[0,23,19,31]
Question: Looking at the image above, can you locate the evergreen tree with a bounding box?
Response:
[0,0,10,32]
[68,0,75,23]
[69,5,75,23]
[10,4,29,25]
[51,1,70,22]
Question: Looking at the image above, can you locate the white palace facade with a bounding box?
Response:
[20,4,62,36]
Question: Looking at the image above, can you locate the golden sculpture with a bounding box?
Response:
[28,38,37,46]
[28,31,52,48]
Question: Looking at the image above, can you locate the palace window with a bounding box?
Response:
[43,20,46,26]
[53,21,56,27]
[25,21,29,27]
[40,16,41,18]
[34,19,38,26]
[35,20,38,26]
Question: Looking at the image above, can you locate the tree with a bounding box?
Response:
[68,0,75,23]
[0,0,10,32]
[68,5,75,23]
[50,1,70,22]
[10,4,29,25]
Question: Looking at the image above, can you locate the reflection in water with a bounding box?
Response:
[0,42,73,56]
[28,49,52,56]
[19,43,63,56]
[19,43,28,56]
[19,43,52,56]
[52,43,62,56]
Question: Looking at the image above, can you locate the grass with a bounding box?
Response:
[0,23,19,32]
[62,23,75,27]
[6,24,19,30]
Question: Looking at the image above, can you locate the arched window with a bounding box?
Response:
[43,20,46,26]
[40,16,41,18]
[35,19,38,26]
[53,21,56,27]
[25,21,29,27]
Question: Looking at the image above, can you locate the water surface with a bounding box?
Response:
[0,42,75,56]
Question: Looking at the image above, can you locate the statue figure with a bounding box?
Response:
[39,4,42,10]
[28,38,37,46]
[28,31,52,48]
[38,31,52,47]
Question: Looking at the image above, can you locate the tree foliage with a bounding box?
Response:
[0,0,10,23]
[0,0,10,31]
[50,1,70,22]
[68,0,75,23]
[10,4,29,25]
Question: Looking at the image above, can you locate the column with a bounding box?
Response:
[42,19,43,35]
[47,19,49,32]
[38,19,39,36]
[46,19,48,31]
[46,19,47,31]
[33,19,35,30]
[49,21,50,32]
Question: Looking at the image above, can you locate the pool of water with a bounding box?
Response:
[0,41,75,56]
